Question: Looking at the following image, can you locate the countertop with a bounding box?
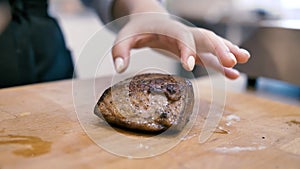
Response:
[0,76,299,169]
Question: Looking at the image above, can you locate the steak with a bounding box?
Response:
[94,73,194,132]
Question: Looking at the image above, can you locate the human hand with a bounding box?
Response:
[112,14,250,79]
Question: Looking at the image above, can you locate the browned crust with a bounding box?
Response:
[94,73,194,132]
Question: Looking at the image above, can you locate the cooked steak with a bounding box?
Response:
[94,73,194,132]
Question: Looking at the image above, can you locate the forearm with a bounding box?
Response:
[0,2,11,34]
[112,0,168,19]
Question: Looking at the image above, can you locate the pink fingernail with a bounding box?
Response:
[239,48,250,56]
[115,57,125,73]
[187,56,195,71]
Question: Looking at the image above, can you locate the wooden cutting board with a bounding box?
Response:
[0,76,299,169]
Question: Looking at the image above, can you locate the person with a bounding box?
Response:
[0,0,74,88]
[0,0,250,88]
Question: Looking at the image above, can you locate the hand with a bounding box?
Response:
[112,14,250,79]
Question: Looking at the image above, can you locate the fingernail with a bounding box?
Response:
[187,56,195,71]
[114,57,125,73]
[225,68,240,79]
[230,69,240,79]
[231,68,240,75]
[239,48,250,56]
[228,53,237,64]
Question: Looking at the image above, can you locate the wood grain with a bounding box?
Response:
[0,76,299,169]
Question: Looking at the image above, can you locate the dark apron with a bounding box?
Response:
[0,0,74,88]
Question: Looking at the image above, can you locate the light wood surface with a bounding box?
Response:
[0,76,299,169]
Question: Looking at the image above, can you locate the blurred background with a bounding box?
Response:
[49,0,300,105]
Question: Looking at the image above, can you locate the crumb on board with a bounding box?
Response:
[286,120,300,127]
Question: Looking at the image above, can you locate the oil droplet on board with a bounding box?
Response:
[0,135,52,157]
[213,126,230,134]
[286,120,300,127]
